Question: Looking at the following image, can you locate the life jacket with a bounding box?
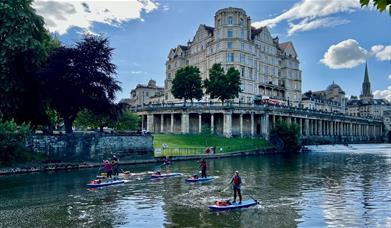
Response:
[233,175,241,185]
[215,200,231,206]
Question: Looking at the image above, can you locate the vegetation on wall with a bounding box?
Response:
[269,121,301,153]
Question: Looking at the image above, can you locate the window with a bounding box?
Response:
[241,42,245,50]
[240,29,245,39]
[248,45,252,53]
[241,67,245,77]
[249,68,253,79]
[167,64,171,70]
[227,30,233,38]
[240,18,244,25]
[248,57,253,66]
[226,53,234,62]
[240,54,245,64]
[228,16,233,25]
[227,41,233,49]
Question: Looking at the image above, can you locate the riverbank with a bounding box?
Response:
[0,147,277,175]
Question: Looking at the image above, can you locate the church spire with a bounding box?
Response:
[360,62,373,100]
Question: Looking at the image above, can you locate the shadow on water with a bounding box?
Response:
[0,144,390,227]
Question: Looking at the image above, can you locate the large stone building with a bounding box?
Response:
[347,64,390,119]
[164,7,302,106]
[301,82,348,113]
[129,80,164,107]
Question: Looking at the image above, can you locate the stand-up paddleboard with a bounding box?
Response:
[151,172,182,179]
[185,176,215,182]
[208,199,258,211]
[87,180,125,188]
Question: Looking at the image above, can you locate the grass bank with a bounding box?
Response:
[153,134,273,157]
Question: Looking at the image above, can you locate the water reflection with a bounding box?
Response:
[0,144,390,227]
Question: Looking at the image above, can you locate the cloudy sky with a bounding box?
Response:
[33,0,391,101]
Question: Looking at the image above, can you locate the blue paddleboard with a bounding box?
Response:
[208,199,258,211]
[185,176,215,182]
[87,180,125,188]
[151,172,182,179]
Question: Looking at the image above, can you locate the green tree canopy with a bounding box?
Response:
[360,0,391,15]
[113,111,140,131]
[39,35,121,133]
[171,66,203,105]
[270,121,301,153]
[0,0,52,125]
[203,63,241,104]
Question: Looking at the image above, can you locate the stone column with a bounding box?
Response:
[330,121,334,136]
[287,117,292,125]
[272,115,276,128]
[198,113,202,134]
[251,113,254,137]
[141,115,144,130]
[299,118,303,136]
[314,119,318,136]
[181,112,189,134]
[261,113,269,139]
[160,114,164,133]
[240,113,243,138]
[211,113,214,135]
[318,120,323,136]
[352,124,354,136]
[305,119,310,136]
[223,112,232,138]
[170,114,174,133]
[147,114,154,133]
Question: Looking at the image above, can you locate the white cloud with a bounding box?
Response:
[388,74,391,80]
[287,17,349,36]
[252,0,360,35]
[373,86,391,102]
[320,39,369,69]
[371,45,391,61]
[33,0,159,35]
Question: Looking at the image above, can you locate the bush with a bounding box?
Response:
[270,121,301,153]
[0,119,43,166]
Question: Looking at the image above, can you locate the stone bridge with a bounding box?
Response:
[134,102,383,143]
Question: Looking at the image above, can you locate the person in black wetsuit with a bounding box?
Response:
[230,171,242,204]
[199,159,207,178]
[111,155,119,177]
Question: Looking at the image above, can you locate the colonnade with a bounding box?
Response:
[142,110,383,142]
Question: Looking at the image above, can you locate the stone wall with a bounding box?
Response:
[25,133,154,162]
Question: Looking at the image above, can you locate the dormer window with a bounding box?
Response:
[240,18,244,25]
[227,16,233,25]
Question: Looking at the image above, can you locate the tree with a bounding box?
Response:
[113,111,141,131]
[171,66,203,105]
[203,63,241,104]
[360,0,391,15]
[39,35,121,133]
[269,121,301,153]
[74,109,116,132]
[0,0,52,126]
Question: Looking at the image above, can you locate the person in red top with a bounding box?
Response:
[104,160,112,179]
[199,159,207,178]
[230,170,242,204]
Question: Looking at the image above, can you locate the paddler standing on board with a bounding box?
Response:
[199,159,207,178]
[230,171,242,204]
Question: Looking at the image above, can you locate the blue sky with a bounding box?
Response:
[33,0,391,101]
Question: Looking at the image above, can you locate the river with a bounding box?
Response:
[0,144,390,227]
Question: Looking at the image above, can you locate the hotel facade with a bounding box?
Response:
[164,7,302,106]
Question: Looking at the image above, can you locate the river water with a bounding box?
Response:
[0,144,390,228]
